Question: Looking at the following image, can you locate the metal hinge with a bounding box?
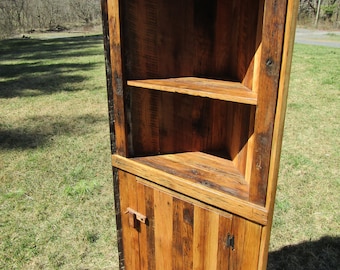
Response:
[226,234,235,250]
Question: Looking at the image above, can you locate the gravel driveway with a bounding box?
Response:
[295,28,340,48]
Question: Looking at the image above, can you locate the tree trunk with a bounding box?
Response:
[315,0,322,27]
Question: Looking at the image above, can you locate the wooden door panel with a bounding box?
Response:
[119,171,234,270]
[118,171,141,269]
[172,197,194,269]
[229,216,262,270]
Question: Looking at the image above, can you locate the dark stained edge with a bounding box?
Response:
[250,0,289,205]
[101,1,124,269]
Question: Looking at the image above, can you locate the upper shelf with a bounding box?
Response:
[127,77,257,105]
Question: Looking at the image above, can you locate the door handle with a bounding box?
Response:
[125,207,147,228]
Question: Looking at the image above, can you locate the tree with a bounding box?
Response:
[70,0,100,25]
[0,0,102,38]
[299,0,340,27]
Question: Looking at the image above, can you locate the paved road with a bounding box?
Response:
[20,27,340,48]
[295,28,340,48]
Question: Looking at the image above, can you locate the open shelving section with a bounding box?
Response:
[102,0,299,268]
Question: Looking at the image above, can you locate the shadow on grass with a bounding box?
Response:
[0,35,103,98]
[268,236,340,270]
[0,114,107,150]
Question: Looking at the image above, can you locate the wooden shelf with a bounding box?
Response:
[127,77,258,105]
[112,152,268,225]
[133,152,249,199]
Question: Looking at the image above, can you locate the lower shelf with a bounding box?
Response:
[112,152,268,225]
[133,152,249,199]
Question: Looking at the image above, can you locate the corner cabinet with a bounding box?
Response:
[101,0,298,269]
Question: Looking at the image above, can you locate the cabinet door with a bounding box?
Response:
[118,170,234,270]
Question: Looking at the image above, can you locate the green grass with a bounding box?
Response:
[267,44,340,269]
[0,35,117,269]
[0,36,339,269]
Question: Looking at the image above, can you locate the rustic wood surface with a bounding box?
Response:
[112,154,268,226]
[119,172,264,270]
[128,77,257,104]
[103,0,298,268]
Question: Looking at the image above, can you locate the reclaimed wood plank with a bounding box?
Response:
[172,198,194,269]
[112,154,268,225]
[127,77,257,105]
[144,184,156,270]
[118,171,140,269]
[217,214,232,269]
[154,190,173,270]
[258,0,300,269]
[136,182,150,270]
[130,87,160,156]
[230,216,262,269]
[134,152,248,199]
[193,207,219,269]
[250,0,289,205]
[107,0,127,156]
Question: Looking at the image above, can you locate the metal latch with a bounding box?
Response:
[226,234,235,250]
[125,207,147,228]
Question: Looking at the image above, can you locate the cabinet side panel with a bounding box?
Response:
[258,0,299,268]
[107,0,127,155]
[101,0,116,154]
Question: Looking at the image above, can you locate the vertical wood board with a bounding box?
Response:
[250,0,289,205]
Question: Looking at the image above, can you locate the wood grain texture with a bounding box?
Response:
[129,88,254,177]
[172,198,194,269]
[134,152,249,198]
[250,0,289,205]
[118,171,140,269]
[154,189,173,270]
[117,172,268,270]
[107,0,127,156]
[129,87,160,156]
[104,0,297,268]
[128,77,257,104]
[193,207,219,269]
[121,0,261,84]
[229,216,262,270]
[119,172,235,270]
[258,0,300,269]
[113,155,268,226]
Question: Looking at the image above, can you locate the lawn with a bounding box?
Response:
[0,35,339,269]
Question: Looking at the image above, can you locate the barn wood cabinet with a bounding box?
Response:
[101,0,298,269]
